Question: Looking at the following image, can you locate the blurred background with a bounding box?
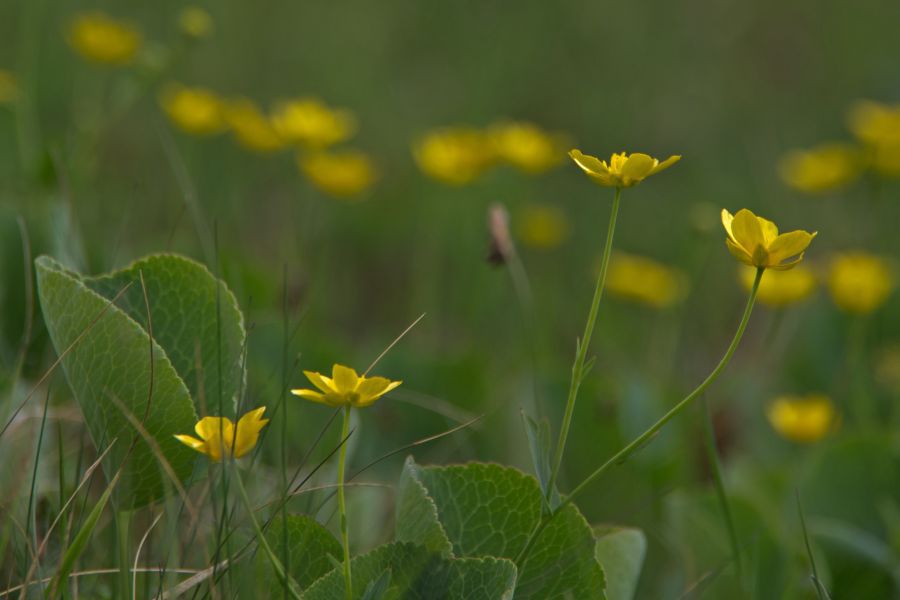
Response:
[1,0,900,597]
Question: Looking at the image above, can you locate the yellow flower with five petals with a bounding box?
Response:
[721,208,816,270]
[291,364,401,408]
[174,407,269,462]
[569,149,680,188]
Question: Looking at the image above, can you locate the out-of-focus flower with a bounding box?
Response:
[827,252,894,314]
[721,208,816,270]
[847,100,900,146]
[0,70,18,104]
[778,144,860,193]
[160,83,225,135]
[605,252,686,308]
[178,6,214,39]
[515,203,570,249]
[299,150,377,198]
[490,121,568,174]
[569,149,680,188]
[766,394,837,444]
[739,264,816,308]
[870,142,900,177]
[291,364,401,408]
[271,98,356,148]
[174,407,269,462]
[224,98,285,153]
[487,203,515,266]
[67,12,142,66]
[413,127,495,185]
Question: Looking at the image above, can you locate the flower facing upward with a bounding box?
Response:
[178,6,214,39]
[291,364,402,408]
[827,252,894,314]
[224,98,285,153]
[174,407,269,462]
[766,395,836,444]
[67,12,142,66]
[605,252,686,309]
[569,150,680,188]
[490,122,568,174]
[721,209,816,270]
[778,144,860,194]
[160,83,225,136]
[413,128,496,186]
[271,98,356,148]
[299,150,377,199]
[739,264,816,308]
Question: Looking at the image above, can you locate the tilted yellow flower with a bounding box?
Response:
[299,150,377,199]
[721,209,817,270]
[605,252,686,309]
[515,203,570,249]
[224,98,286,153]
[778,144,860,194]
[739,264,816,308]
[291,364,402,408]
[67,12,142,66]
[271,98,356,148]
[569,149,680,188]
[0,70,18,104]
[413,127,496,186]
[174,407,269,462]
[827,252,894,314]
[766,394,837,444]
[490,121,568,174]
[178,6,214,39]
[160,83,225,136]
[847,100,900,146]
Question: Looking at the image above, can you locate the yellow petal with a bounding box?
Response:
[730,209,765,254]
[767,231,817,266]
[304,370,335,393]
[726,239,754,266]
[569,149,609,176]
[291,388,328,403]
[768,255,805,271]
[174,434,206,453]
[331,364,359,393]
[649,155,681,175]
[194,417,232,462]
[758,217,779,245]
[721,209,736,241]
[233,407,269,458]
[620,153,656,184]
[355,377,402,407]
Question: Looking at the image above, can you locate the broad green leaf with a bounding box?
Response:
[301,542,516,600]
[398,457,606,599]
[263,515,342,590]
[395,462,453,555]
[35,255,199,508]
[593,526,646,600]
[521,410,559,511]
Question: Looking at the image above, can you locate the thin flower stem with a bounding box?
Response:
[546,186,622,500]
[338,406,353,600]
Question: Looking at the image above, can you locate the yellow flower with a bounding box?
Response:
[739,264,816,308]
[0,70,18,104]
[271,98,356,148]
[178,6,214,39]
[870,142,900,177]
[490,121,568,174]
[413,128,496,185]
[174,407,269,462]
[569,149,680,188]
[605,252,686,309]
[721,208,817,270]
[766,394,837,444]
[515,203,570,249]
[291,364,402,408]
[847,100,900,146]
[827,252,894,314]
[160,83,225,136]
[778,144,860,193]
[299,150,377,199]
[224,98,285,153]
[67,12,142,66]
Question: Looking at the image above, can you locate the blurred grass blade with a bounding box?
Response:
[797,491,831,600]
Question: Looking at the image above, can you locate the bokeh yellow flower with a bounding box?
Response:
[778,144,860,194]
[299,150,377,198]
[224,98,285,153]
[413,127,496,185]
[721,209,816,270]
[160,83,225,136]
[605,252,686,309]
[766,394,837,444]
[0,70,18,104]
[827,252,894,314]
[569,149,680,188]
[271,98,356,148]
[739,264,816,308]
[174,407,269,462]
[490,121,568,174]
[515,203,570,249]
[291,364,401,408]
[67,12,142,66]
[178,6,214,39]
[869,142,900,177]
[847,100,900,146]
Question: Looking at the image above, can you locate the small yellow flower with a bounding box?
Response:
[174,407,269,462]
[271,98,356,148]
[721,209,817,270]
[291,364,402,408]
[778,144,860,194]
[178,6,214,39]
[847,100,900,146]
[224,98,285,153]
[515,203,570,249]
[870,142,900,177]
[739,264,816,308]
[569,149,680,188]
[299,150,377,199]
[766,394,837,444]
[0,70,18,104]
[490,121,568,174]
[827,252,894,314]
[413,127,496,186]
[160,83,224,136]
[67,12,142,66]
[605,252,686,309]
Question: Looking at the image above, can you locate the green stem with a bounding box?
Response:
[546,186,621,500]
[338,406,353,600]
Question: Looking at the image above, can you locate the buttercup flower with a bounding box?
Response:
[569,149,680,188]
[291,364,401,408]
[299,150,377,198]
[778,144,860,194]
[739,264,816,308]
[515,203,570,249]
[271,98,356,148]
[827,252,894,314]
[847,100,900,146]
[605,252,686,309]
[766,394,837,444]
[490,121,568,174]
[413,127,496,185]
[160,83,225,136]
[225,98,285,153]
[0,70,18,104]
[67,12,141,66]
[721,209,817,270]
[178,6,214,39]
[174,407,269,462]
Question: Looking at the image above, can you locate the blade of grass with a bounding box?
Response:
[797,491,831,600]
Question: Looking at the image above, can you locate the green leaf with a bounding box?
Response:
[397,457,606,599]
[263,515,343,590]
[521,410,559,511]
[395,461,453,556]
[301,542,517,600]
[35,255,201,508]
[593,526,646,600]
